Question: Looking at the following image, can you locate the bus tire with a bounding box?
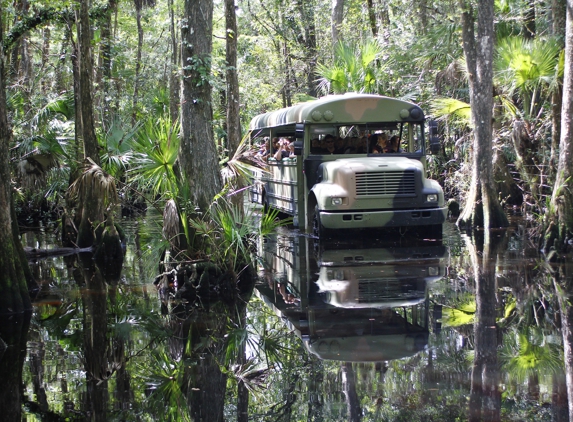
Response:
[421,224,442,240]
[312,205,327,238]
[262,193,269,214]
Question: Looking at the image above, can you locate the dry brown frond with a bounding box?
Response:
[68,158,118,208]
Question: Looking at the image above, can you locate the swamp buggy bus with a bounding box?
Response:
[249,93,447,237]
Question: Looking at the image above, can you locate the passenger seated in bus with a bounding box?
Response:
[343,137,358,153]
[320,134,338,155]
[387,135,403,153]
[355,136,369,153]
[310,138,321,153]
[372,144,384,154]
[367,134,385,153]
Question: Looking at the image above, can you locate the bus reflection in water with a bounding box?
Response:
[256,234,446,362]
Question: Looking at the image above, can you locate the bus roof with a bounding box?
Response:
[249,93,424,131]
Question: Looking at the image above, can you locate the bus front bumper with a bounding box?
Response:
[320,207,447,230]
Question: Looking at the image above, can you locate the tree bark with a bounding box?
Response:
[179,0,222,212]
[553,263,573,422]
[132,0,144,124]
[523,0,536,39]
[366,0,378,37]
[546,0,573,252]
[466,232,501,422]
[225,0,241,156]
[0,6,32,314]
[168,0,180,124]
[78,0,100,166]
[548,0,567,185]
[331,0,344,50]
[98,0,118,126]
[456,0,508,230]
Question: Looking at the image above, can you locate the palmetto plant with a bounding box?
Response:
[129,117,180,200]
[99,118,141,179]
[494,36,562,120]
[316,39,385,95]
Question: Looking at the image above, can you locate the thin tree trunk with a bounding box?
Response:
[168,0,180,123]
[342,362,361,421]
[523,0,536,39]
[225,0,241,156]
[547,0,573,251]
[132,0,144,124]
[456,0,508,230]
[553,262,573,422]
[98,0,118,126]
[78,0,100,165]
[366,0,378,37]
[331,0,344,50]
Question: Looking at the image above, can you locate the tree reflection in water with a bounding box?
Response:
[11,221,573,419]
[464,231,503,421]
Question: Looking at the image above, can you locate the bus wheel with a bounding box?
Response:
[312,205,327,238]
[421,224,442,240]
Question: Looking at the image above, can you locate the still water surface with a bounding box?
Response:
[1,218,571,421]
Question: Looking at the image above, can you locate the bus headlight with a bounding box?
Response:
[426,194,438,202]
[331,197,345,206]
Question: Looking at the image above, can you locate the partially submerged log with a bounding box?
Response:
[24,246,93,259]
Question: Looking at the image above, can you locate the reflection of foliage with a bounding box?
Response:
[500,328,562,383]
[441,296,476,327]
[138,349,192,422]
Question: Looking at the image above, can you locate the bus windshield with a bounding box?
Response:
[309,122,424,155]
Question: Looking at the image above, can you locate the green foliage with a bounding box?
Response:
[495,36,562,119]
[128,117,180,199]
[99,118,141,178]
[316,39,385,95]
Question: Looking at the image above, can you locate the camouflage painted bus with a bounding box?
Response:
[249,93,447,237]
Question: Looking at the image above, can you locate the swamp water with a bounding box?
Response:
[1,218,572,421]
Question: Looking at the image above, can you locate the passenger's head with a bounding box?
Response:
[388,135,400,152]
[324,135,336,150]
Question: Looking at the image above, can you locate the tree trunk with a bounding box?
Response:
[331,0,344,50]
[179,0,222,212]
[366,0,378,37]
[168,0,180,124]
[546,0,573,252]
[549,0,566,178]
[78,0,100,166]
[553,262,573,422]
[0,8,32,314]
[225,0,241,157]
[456,0,508,230]
[342,362,361,422]
[523,0,536,39]
[132,0,144,124]
[0,314,30,422]
[296,0,318,97]
[466,232,501,422]
[98,0,118,126]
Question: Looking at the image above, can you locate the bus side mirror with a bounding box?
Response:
[428,120,441,155]
[294,140,303,156]
[294,123,304,156]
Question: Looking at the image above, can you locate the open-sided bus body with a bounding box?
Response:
[249,93,447,236]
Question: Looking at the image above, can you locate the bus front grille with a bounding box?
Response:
[357,279,422,303]
[355,171,416,196]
